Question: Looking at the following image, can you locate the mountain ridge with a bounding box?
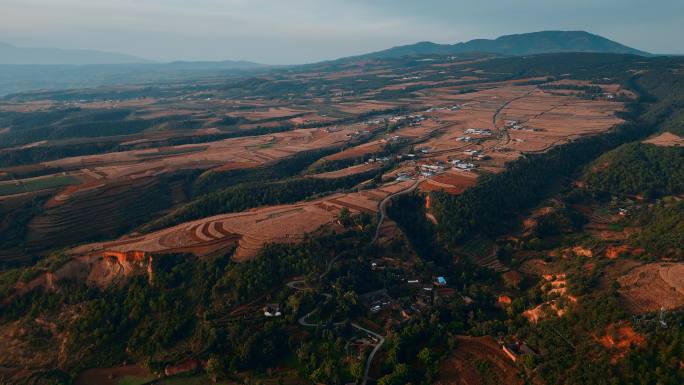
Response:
[342,30,651,61]
[0,41,153,65]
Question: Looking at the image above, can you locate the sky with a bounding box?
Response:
[1,0,682,64]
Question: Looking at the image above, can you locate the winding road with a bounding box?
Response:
[284,178,421,383]
[287,271,385,385]
[371,179,421,245]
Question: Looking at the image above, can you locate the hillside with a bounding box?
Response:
[348,30,651,60]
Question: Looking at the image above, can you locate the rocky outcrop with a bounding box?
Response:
[6,250,153,304]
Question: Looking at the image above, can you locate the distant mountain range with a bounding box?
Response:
[0,41,271,69]
[2,30,650,67]
[0,41,154,65]
[346,31,651,61]
[0,31,654,95]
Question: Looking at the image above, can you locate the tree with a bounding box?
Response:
[418,347,434,366]
[378,363,410,385]
[338,207,351,227]
[205,356,225,383]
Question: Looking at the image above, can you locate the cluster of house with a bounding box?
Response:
[462,149,489,161]
[388,114,427,126]
[456,136,478,143]
[332,89,355,97]
[420,162,447,177]
[404,276,454,309]
[364,275,455,321]
[366,156,390,164]
[506,120,540,132]
[365,119,383,125]
[365,114,426,127]
[451,159,477,172]
[427,105,461,112]
[505,120,525,130]
[396,153,417,161]
[464,128,493,136]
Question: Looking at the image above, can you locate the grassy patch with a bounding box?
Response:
[0,174,77,196]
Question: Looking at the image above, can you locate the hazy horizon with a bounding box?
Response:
[2,0,683,64]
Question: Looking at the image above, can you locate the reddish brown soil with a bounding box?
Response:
[434,336,522,385]
[311,163,379,179]
[618,263,684,313]
[75,365,154,385]
[643,132,684,147]
[596,323,645,363]
[420,171,477,194]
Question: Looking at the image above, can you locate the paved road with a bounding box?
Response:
[491,90,535,148]
[371,179,421,245]
[288,274,385,385]
[353,323,386,385]
[284,179,421,383]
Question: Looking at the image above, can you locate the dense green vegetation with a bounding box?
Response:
[0,229,369,379]
[143,167,381,232]
[619,312,684,385]
[633,200,684,258]
[532,206,587,238]
[191,147,340,195]
[0,196,46,260]
[0,109,156,147]
[585,143,684,198]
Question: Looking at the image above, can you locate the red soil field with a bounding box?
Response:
[618,263,684,313]
[419,171,477,194]
[434,336,522,385]
[643,132,684,147]
[71,181,415,262]
[310,162,380,179]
